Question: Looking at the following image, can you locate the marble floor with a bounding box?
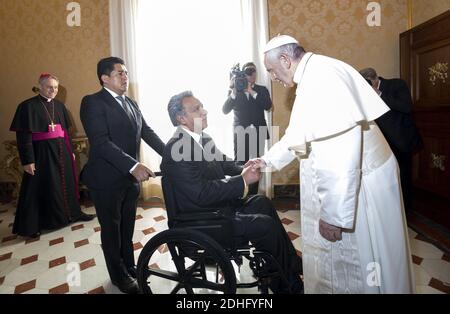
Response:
[0,200,449,294]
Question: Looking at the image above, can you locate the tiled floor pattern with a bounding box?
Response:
[0,202,449,294]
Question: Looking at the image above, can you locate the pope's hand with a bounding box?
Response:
[319,219,342,242]
[131,163,155,182]
[23,163,36,176]
[244,158,266,171]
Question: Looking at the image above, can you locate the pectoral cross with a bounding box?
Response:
[50,122,55,132]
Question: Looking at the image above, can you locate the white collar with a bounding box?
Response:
[293,52,314,84]
[39,94,53,102]
[181,126,202,144]
[104,87,125,100]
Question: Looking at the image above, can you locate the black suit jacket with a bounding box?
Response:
[80,88,165,190]
[161,127,245,215]
[376,77,422,153]
[223,84,272,129]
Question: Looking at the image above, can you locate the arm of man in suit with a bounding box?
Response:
[141,117,166,156]
[381,79,413,114]
[80,95,138,175]
[222,90,239,114]
[222,160,243,176]
[218,151,243,177]
[254,86,272,110]
[164,158,246,207]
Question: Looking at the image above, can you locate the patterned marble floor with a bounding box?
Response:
[0,201,449,294]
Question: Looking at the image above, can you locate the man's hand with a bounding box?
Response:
[319,219,342,242]
[241,165,261,185]
[23,163,36,176]
[131,163,155,182]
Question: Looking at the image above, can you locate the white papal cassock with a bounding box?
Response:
[262,52,415,294]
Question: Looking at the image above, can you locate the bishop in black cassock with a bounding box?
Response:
[9,74,94,238]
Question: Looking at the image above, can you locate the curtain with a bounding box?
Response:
[240,0,273,197]
[109,0,140,100]
[109,0,272,200]
[109,0,164,200]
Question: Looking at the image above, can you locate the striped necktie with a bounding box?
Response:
[116,96,135,122]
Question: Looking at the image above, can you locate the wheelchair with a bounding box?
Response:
[136,174,295,294]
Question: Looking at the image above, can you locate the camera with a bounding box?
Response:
[230,63,248,93]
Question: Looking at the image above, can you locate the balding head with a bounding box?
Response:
[360,67,380,89]
[360,68,378,80]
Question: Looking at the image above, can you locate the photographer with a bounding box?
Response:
[223,62,272,195]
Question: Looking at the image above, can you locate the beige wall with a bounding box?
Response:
[412,0,450,27]
[0,0,109,181]
[266,0,450,186]
[268,0,411,185]
[1,0,449,184]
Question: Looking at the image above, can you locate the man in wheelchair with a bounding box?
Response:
[160,90,303,294]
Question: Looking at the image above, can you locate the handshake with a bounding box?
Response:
[241,158,267,185]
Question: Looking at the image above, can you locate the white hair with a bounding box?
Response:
[266,43,305,62]
[39,74,59,86]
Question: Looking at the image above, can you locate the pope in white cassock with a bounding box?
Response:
[250,35,415,294]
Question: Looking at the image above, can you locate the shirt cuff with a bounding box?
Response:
[261,157,272,168]
[129,162,139,174]
[230,91,236,100]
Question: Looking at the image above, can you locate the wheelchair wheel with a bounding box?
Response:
[137,228,237,294]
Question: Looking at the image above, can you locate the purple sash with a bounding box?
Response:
[32,124,80,199]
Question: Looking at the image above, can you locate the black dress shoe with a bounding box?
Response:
[28,232,41,239]
[76,212,96,222]
[115,275,139,294]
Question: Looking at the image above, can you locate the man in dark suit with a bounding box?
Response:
[163,91,303,294]
[80,57,165,294]
[223,62,272,194]
[360,68,422,212]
